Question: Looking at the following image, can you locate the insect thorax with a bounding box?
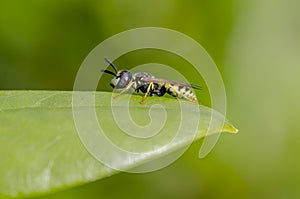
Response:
[132,72,154,92]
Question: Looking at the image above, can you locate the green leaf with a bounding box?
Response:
[0,91,238,198]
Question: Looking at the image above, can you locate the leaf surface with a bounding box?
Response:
[0,91,238,197]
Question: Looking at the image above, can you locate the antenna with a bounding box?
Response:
[100,69,116,76]
[104,57,118,73]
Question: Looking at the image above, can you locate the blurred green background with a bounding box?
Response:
[1,0,300,198]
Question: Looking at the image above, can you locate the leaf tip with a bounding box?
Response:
[224,124,239,134]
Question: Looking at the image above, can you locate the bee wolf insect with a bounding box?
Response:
[101,58,201,103]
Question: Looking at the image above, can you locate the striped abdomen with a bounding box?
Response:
[165,83,198,103]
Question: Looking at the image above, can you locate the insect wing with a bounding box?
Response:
[140,77,201,90]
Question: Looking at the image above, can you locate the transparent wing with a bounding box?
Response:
[141,77,201,90]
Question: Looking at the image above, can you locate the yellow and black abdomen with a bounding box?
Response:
[165,83,198,103]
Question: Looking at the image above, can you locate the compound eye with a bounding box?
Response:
[115,71,132,88]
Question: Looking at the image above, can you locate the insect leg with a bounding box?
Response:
[140,82,154,103]
[113,81,134,99]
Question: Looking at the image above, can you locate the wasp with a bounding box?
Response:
[101,58,200,103]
